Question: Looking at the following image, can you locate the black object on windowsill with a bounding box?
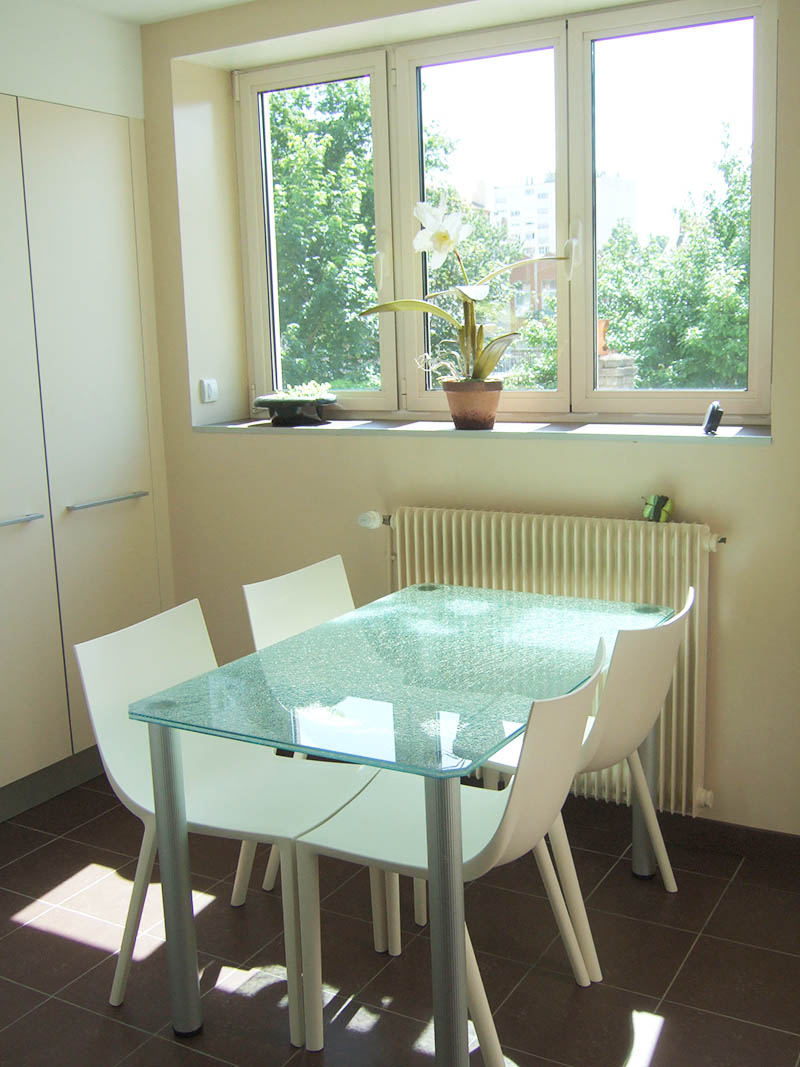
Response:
[254,394,337,426]
[702,401,723,435]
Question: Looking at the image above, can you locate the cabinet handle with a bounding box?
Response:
[66,490,150,512]
[0,512,45,528]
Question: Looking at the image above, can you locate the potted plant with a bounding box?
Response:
[361,200,539,429]
[254,381,336,426]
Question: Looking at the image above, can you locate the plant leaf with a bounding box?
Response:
[360,299,460,329]
[472,332,519,380]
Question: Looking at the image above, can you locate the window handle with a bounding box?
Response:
[373,250,385,291]
[563,220,583,282]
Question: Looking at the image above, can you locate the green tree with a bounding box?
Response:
[268,78,379,390]
[597,144,751,389]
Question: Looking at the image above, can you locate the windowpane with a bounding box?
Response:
[418,49,559,391]
[260,77,380,392]
[592,19,754,391]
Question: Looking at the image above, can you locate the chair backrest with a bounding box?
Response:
[243,554,354,650]
[74,600,217,820]
[466,643,605,878]
[580,587,695,774]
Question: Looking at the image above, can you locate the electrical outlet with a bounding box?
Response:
[199,378,218,403]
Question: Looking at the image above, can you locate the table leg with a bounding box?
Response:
[631,724,657,878]
[424,776,469,1067]
[148,724,203,1036]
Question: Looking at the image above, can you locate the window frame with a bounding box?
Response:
[235,51,399,411]
[233,0,777,423]
[391,21,572,415]
[567,0,777,417]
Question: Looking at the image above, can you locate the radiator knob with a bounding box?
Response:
[358,511,384,529]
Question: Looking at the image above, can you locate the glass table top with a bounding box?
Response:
[130,584,673,778]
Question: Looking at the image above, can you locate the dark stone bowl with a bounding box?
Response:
[253,394,337,426]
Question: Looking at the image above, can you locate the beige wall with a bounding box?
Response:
[142,0,800,835]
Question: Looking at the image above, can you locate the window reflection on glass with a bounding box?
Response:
[260,76,381,392]
[592,19,754,391]
[418,49,559,391]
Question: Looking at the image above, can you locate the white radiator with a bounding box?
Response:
[393,505,719,816]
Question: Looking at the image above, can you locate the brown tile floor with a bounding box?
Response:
[0,778,798,1066]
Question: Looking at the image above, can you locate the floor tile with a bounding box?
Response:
[0,837,129,905]
[318,865,422,935]
[0,995,148,1065]
[313,908,399,999]
[0,821,55,868]
[493,967,658,1067]
[10,787,119,836]
[0,975,46,1030]
[704,880,800,955]
[65,805,146,859]
[667,934,800,1033]
[0,905,121,994]
[464,881,560,966]
[651,1001,800,1067]
[0,885,53,940]
[357,934,529,1022]
[585,860,727,930]
[119,1033,236,1065]
[539,908,696,997]
[477,846,618,901]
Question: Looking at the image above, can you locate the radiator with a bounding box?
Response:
[393,505,719,816]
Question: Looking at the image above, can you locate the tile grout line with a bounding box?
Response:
[654,855,745,1014]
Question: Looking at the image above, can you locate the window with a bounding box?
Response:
[236,0,776,420]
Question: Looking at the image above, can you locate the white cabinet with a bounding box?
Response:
[1,95,170,785]
[0,95,72,787]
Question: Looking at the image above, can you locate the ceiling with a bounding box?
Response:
[51,0,251,24]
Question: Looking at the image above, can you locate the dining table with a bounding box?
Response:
[130,582,673,1065]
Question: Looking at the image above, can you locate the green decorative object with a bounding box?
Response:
[643,494,674,523]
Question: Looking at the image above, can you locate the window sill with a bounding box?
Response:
[195,418,771,445]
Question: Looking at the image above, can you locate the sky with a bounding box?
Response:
[419,17,754,243]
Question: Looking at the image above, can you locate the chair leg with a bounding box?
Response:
[230,840,257,906]
[465,923,505,1067]
[386,871,402,956]
[627,749,678,893]
[481,768,502,791]
[413,877,427,926]
[297,845,324,1052]
[110,819,157,1006]
[369,867,388,952]
[548,812,602,982]
[532,840,590,987]
[262,843,281,891]
[278,842,305,1048]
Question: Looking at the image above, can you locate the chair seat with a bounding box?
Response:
[298,769,509,881]
[183,747,378,842]
[485,714,597,776]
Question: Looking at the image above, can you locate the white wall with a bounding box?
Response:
[141,0,800,836]
[0,0,143,116]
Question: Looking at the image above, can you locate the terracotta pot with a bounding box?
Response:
[441,378,503,430]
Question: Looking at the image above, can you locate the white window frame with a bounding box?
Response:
[567,0,777,417]
[235,51,398,411]
[234,0,776,422]
[391,21,571,415]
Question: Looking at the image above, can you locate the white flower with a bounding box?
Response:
[412,200,472,269]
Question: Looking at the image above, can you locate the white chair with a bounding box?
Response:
[295,646,606,1058]
[74,599,379,1047]
[234,555,404,956]
[484,587,695,979]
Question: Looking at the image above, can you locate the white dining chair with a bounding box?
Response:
[234,555,404,956]
[483,587,695,979]
[74,599,379,1047]
[295,645,606,1058]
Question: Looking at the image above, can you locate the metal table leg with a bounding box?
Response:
[631,723,657,878]
[424,776,469,1067]
[148,724,203,1036]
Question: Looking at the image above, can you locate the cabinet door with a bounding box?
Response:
[0,95,72,786]
[19,99,162,753]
